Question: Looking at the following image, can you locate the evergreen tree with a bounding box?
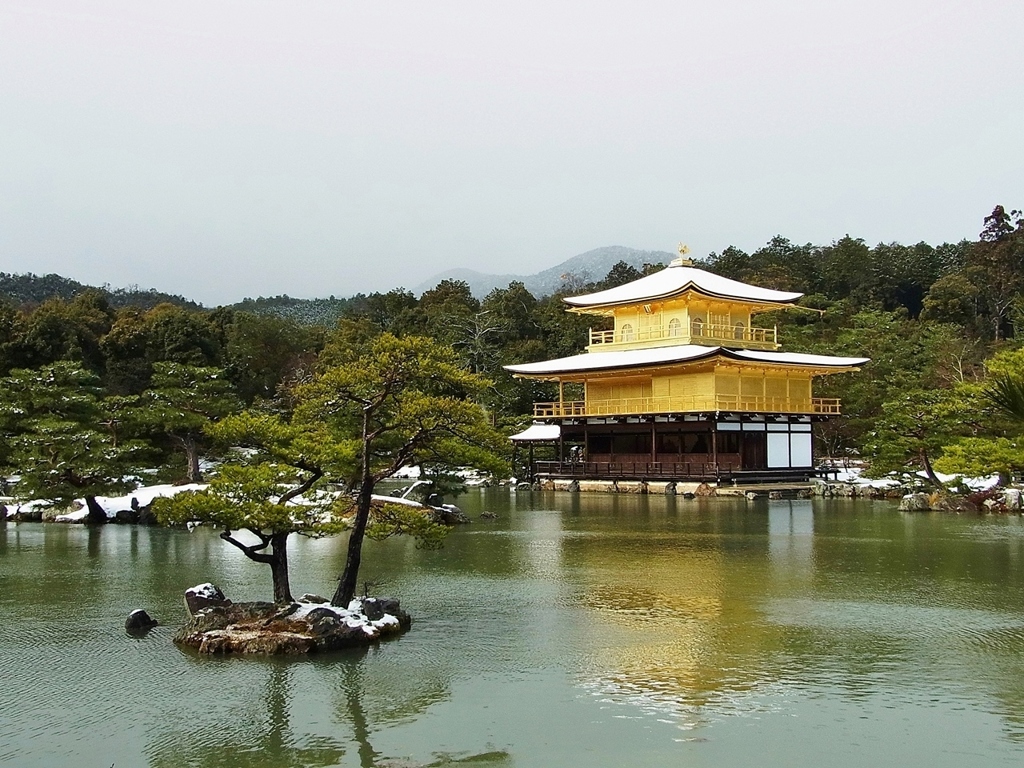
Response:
[294,333,506,607]
[133,363,241,482]
[0,363,149,522]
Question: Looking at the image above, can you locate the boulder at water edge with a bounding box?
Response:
[899,493,932,512]
[185,582,232,616]
[125,609,159,634]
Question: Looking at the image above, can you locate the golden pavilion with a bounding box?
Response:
[505,251,869,483]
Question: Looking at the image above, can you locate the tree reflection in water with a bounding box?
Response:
[330,649,512,767]
[147,660,345,768]
[147,648,511,768]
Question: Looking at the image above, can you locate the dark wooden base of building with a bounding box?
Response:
[532,460,818,485]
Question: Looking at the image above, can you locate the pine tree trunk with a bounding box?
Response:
[182,435,203,483]
[332,412,374,607]
[269,532,293,604]
[84,495,107,525]
[921,449,945,490]
[333,481,374,607]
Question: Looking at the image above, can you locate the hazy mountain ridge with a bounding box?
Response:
[413,246,676,298]
[0,272,202,311]
[0,245,675,323]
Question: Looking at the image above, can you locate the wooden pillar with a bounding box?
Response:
[529,442,535,480]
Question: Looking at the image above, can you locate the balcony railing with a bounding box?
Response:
[588,322,777,350]
[533,395,841,418]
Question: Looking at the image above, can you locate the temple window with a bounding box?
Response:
[691,317,704,337]
[734,322,745,340]
[620,323,635,342]
[668,318,681,337]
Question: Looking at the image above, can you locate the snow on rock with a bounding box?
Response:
[290,597,405,638]
[189,583,222,600]
[184,582,232,615]
[125,609,158,633]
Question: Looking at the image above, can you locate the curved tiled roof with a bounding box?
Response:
[563,262,803,309]
[505,345,868,377]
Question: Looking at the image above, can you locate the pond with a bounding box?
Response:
[3,491,1024,767]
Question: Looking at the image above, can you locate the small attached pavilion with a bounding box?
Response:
[505,249,869,483]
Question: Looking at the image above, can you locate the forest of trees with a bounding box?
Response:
[2,205,1023,490]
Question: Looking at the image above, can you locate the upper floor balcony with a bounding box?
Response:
[587,320,778,352]
[533,394,841,418]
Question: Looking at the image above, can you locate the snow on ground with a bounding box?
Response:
[389,465,492,486]
[825,465,1001,492]
[390,465,421,480]
[829,466,900,489]
[2,497,54,516]
[23,481,428,524]
[52,483,206,522]
[935,471,1001,492]
[370,494,426,508]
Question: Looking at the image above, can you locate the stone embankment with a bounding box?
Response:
[533,478,901,499]
[898,488,1023,514]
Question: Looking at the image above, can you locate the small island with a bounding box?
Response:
[175,584,411,655]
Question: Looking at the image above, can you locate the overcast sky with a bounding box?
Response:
[1,1,1021,305]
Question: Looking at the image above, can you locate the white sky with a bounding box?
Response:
[1,1,1021,305]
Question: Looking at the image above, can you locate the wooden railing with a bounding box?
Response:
[533,395,841,417]
[588,322,777,350]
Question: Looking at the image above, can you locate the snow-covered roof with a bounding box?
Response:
[563,261,803,310]
[510,423,562,441]
[505,344,868,377]
[730,349,870,367]
[507,345,718,375]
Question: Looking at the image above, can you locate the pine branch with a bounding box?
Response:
[220,530,274,564]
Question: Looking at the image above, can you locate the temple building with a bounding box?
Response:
[506,250,869,484]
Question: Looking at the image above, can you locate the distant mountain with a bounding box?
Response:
[1,244,675,322]
[228,295,359,327]
[413,246,676,298]
[0,272,202,310]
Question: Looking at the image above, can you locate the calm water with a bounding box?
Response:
[3,492,1024,767]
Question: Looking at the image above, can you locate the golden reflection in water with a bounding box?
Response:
[567,529,780,728]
